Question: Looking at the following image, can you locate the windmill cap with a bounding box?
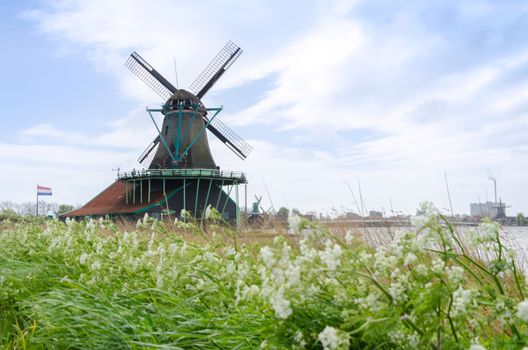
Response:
[164,89,206,112]
[167,89,200,103]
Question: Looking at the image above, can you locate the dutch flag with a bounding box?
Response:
[37,185,52,196]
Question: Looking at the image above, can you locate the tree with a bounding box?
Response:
[517,213,526,226]
[0,201,23,215]
[0,208,18,220]
[276,207,289,222]
[57,204,75,216]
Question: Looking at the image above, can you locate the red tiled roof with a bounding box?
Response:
[64,181,164,217]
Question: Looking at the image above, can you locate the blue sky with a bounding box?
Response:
[1,0,527,215]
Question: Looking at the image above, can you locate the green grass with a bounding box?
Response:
[1,206,528,349]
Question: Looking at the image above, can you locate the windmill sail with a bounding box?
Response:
[204,116,253,159]
[125,52,177,101]
[137,136,160,168]
[189,41,243,99]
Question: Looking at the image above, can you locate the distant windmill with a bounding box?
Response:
[63,41,252,225]
[248,195,273,227]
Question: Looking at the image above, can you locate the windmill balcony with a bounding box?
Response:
[117,168,247,184]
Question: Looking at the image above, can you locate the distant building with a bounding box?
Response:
[470,202,507,218]
[369,210,383,218]
[345,212,362,219]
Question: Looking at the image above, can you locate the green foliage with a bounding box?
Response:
[0,209,18,221]
[517,213,526,226]
[276,207,289,221]
[1,208,528,349]
[57,204,75,216]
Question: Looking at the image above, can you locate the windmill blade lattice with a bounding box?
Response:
[205,116,253,159]
[189,41,243,98]
[125,52,177,101]
[137,136,160,168]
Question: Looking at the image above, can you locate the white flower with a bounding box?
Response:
[224,247,236,257]
[469,344,486,350]
[365,293,382,312]
[128,257,138,272]
[202,252,216,263]
[319,240,342,270]
[447,266,465,285]
[495,300,513,326]
[374,249,398,272]
[389,280,407,304]
[260,246,275,268]
[415,264,428,276]
[516,300,528,321]
[288,212,302,234]
[240,285,260,301]
[284,265,301,287]
[169,243,179,254]
[180,209,191,219]
[156,275,163,289]
[86,219,95,231]
[407,332,419,347]
[403,252,417,266]
[318,326,350,350]
[79,253,88,265]
[294,331,306,347]
[411,202,439,230]
[358,251,372,263]
[270,287,292,319]
[204,205,220,220]
[90,260,101,271]
[410,216,428,230]
[345,230,353,245]
[452,286,472,317]
[431,258,445,274]
[389,330,405,344]
[359,292,382,312]
[472,221,500,244]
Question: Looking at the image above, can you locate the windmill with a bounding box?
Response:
[62,41,251,226]
[250,196,263,216]
[247,195,276,227]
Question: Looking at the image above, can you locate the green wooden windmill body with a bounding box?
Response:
[121,42,252,223]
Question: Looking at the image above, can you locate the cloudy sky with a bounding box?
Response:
[1,0,527,216]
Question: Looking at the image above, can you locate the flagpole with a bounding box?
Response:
[36,185,39,217]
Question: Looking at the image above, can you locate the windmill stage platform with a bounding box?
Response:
[65,168,246,224]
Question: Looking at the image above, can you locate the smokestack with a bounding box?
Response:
[488,177,497,203]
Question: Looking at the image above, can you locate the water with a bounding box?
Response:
[329,224,528,258]
[503,226,528,255]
